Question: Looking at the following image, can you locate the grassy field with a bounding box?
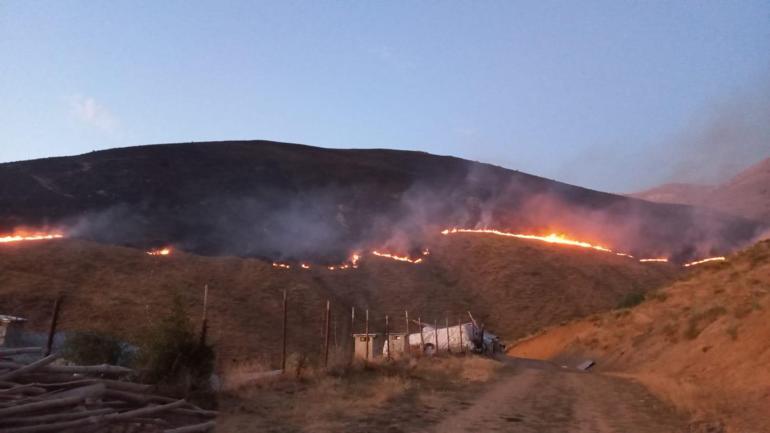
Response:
[217,355,502,433]
[0,233,675,369]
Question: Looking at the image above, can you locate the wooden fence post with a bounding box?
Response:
[445,316,451,353]
[458,317,464,353]
[418,316,424,353]
[199,285,209,347]
[385,315,390,360]
[281,290,287,373]
[323,300,330,368]
[364,309,369,361]
[434,319,439,354]
[45,296,63,357]
[404,310,410,355]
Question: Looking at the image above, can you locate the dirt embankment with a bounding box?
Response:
[509,240,770,432]
[0,234,675,367]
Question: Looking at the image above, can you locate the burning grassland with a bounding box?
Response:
[0,230,65,243]
[146,247,172,256]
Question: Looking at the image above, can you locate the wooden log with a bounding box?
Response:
[0,354,60,382]
[0,348,43,357]
[0,395,83,418]
[164,420,216,433]
[0,384,47,395]
[109,399,186,420]
[1,408,114,425]
[43,383,105,401]
[170,407,219,418]
[0,417,106,433]
[26,378,151,393]
[41,364,134,375]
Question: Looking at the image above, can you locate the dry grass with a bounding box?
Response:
[217,355,501,433]
[508,239,770,432]
[0,235,675,366]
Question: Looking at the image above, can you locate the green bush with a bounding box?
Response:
[616,292,645,309]
[136,294,214,392]
[62,331,127,366]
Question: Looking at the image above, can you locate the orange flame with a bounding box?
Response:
[684,256,726,267]
[639,258,668,263]
[441,228,614,252]
[146,247,172,256]
[371,250,424,264]
[0,231,65,244]
[272,262,291,269]
[301,263,311,270]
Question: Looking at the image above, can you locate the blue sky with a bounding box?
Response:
[1,1,768,192]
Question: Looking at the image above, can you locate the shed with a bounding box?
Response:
[352,333,382,360]
[0,315,27,347]
[383,332,409,357]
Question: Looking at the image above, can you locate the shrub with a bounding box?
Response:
[62,331,127,366]
[617,292,645,309]
[136,294,214,393]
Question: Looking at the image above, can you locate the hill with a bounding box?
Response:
[508,240,770,432]
[633,157,770,223]
[0,140,763,262]
[0,233,676,365]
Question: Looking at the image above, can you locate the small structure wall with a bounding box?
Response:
[0,315,27,347]
[383,333,409,357]
[353,333,382,360]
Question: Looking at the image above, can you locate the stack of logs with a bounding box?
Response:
[0,347,216,433]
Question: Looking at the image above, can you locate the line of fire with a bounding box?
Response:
[0,227,728,268]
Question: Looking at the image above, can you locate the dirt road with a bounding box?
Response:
[431,358,686,433]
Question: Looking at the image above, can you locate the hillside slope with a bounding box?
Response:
[0,140,762,261]
[633,157,770,223]
[509,240,770,432]
[0,234,676,365]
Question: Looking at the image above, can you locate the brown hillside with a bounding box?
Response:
[509,240,770,432]
[0,234,675,366]
[633,157,770,223]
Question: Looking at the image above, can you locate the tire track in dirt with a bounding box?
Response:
[431,360,686,433]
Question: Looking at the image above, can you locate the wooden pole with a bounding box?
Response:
[364,309,369,361]
[385,315,390,360]
[404,311,410,355]
[458,317,464,353]
[418,316,424,353]
[45,296,62,357]
[479,324,485,355]
[199,285,209,347]
[323,300,330,368]
[445,316,451,353]
[434,319,439,354]
[333,316,338,349]
[281,290,287,373]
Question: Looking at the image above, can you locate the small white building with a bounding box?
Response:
[0,314,27,347]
